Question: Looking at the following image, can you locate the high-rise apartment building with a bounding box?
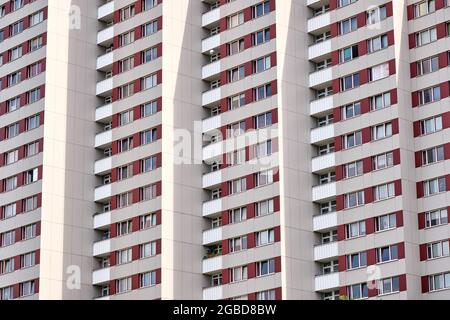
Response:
[0,0,448,300]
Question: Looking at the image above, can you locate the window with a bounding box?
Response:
[253,28,271,46]
[373,152,394,171]
[253,1,270,18]
[117,220,132,237]
[140,271,157,288]
[228,38,244,55]
[228,93,246,110]
[342,102,361,120]
[425,209,448,228]
[347,251,367,269]
[256,229,275,246]
[27,114,41,131]
[8,71,21,86]
[142,101,158,117]
[229,207,247,224]
[140,213,158,229]
[230,266,248,283]
[377,245,398,263]
[116,277,132,294]
[23,196,38,212]
[142,74,157,90]
[120,5,135,21]
[4,176,17,192]
[344,161,363,179]
[26,141,40,158]
[118,137,133,153]
[142,20,158,37]
[254,55,271,73]
[7,97,21,113]
[254,83,272,101]
[349,283,368,300]
[340,73,360,91]
[255,112,273,129]
[256,199,274,216]
[429,272,450,292]
[24,168,39,185]
[140,241,157,259]
[117,192,132,208]
[320,201,336,214]
[256,290,276,300]
[346,221,366,239]
[20,281,35,297]
[5,150,19,165]
[421,116,443,135]
[229,178,246,194]
[229,236,247,253]
[422,146,445,165]
[373,182,395,201]
[119,30,135,47]
[1,286,13,300]
[30,10,44,26]
[117,248,132,265]
[10,46,22,61]
[228,65,245,82]
[423,177,446,196]
[343,131,362,149]
[378,277,400,295]
[338,0,357,8]
[418,86,441,105]
[11,21,24,36]
[142,156,157,173]
[427,240,450,259]
[373,122,392,140]
[0,258,14,274]
[228,12,244,28]
[415,27,437,47]
[119,83,134,99]
[340,45,358,63]
[1,231,15,247]
[28,88,41,103]
[367,5,387,25]
[29,36,43,51]
[254,140,273,158]
[339,17,357,35]
[227,149,245,166]
[228,121,245,137]
[415,0,436,18]
[376,213,397,232]
[370,91,391,110]
[140,184,157,201]
[344,190,365,209]
[6,123,20,139]
[119,56,134,73]
[21,252,36,268]
[322,230,338,244]
[143,47,158,63]
[256,259,276,277]
[255,170,274,187]
[12,0,24,11]
[141,128,157,145]
[143,0,157,11]
[368,34,389,53]
[22,224,36,240]
[417,56,439,76]
[369,63,390,82]
[28,62,42,78]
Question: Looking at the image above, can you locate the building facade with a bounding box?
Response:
[0,0,448,300]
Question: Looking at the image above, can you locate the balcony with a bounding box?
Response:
[97,26,114,45]
[314,242,339,261]
[95,103,113,122]
[315,273,340,292]
[203,256,223,274]
[202,34,220,54]
[312,182,336,202]
[313,212,338,232]
[96,77,113,96]
[97,52,113,71]
[95,130,112,148]
[203,170,222,189]
[98,1,114,20]
[309,39,331,60]
[93,239,111,257]
[310,124,334,144]
[203,227,223,246]
[202,87,221,106]
[95,157,112,175]
[203,286,223,300]
[309,68,332,88]
[202,7,220,27]
[202,60,221,80]
[202,199,222,217]
[95,184,112,202]
[307,12,331,33]
[202,142,223,162]
[92,268,111,285]
[311,153,335,173]
[202,115,222,134]
[310,96,334,116]
[94,211,112,229]
[307,0,322,5]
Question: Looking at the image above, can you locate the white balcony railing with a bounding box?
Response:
[202,199,222,217]
[315,273,340,292]
[95,130,112,148]
[307,12,331,33]
[203,286,223,300]
[202,115,222,133]
[312,182,336,202]
[92,268,111,285]
[311,153,335,173]
[97,26,114,45]
[310,96,334,116]
[314,242,339,261]
[98,1,114,20]
[309,68,332,88]
[93,239,111,257]
[202,87,221,106]
[95,103,113,122]
[202,142,223,161]
[202,7,221,27]
[94,184,112,202]
[203,256,223,274]
[203,227,223,245]
[309,39,331,60]
[202,60,221,80]
[96,78,113,96]
[94,211,112,229]
[97,52,113,70]
[203,170,222,188]
[95,157,112,175]
[313,212,338,232]
[202,34,220,53]
[310,124,334,144]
